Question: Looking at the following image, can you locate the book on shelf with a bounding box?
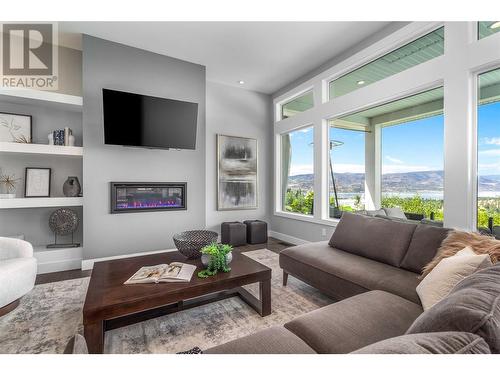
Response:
[124,262,196,284]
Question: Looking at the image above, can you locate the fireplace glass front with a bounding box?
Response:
[110,182,186,213]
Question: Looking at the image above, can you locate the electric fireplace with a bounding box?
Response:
[110,182,187,213]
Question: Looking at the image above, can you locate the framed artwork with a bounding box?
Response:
[25,168,51,198]
[217,134,258,210]
[0,112,32,143]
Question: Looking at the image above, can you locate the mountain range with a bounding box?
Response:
[288,171,500,193]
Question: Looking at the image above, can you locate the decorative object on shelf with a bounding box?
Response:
[24,167,51,197]
[53,129,65,146]
[0,112,32,143]
[0,172,20,198]
[47,132,54,145]
[173,230,218,259]
[198,243,233,278]
[63,176,81,197]
[47,208,80,248]
[68,134,75,147]
[201,242,233,267]
[217,134,258,211]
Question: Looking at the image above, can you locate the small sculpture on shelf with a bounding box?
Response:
[47,208,80,248]
[198,243,233,278]
[63,176,81,197]
[0,172,19,199]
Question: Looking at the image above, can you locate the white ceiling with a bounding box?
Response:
[59,22,393,94]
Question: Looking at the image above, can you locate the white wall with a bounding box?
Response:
[205,82,273,232]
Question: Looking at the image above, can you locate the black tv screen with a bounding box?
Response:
[102,88,198,150]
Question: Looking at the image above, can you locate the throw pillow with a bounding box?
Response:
[407,263,500,353]
[416,247,492,310]
[422,230,500,278]
[352,332,491,354]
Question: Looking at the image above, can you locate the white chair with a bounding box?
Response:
[0,237,37,317]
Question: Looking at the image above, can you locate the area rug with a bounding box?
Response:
[0,249,334,354]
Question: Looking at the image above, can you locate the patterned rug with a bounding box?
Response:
[0,249,334,354]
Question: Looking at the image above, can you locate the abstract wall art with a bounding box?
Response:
[217,134,257,210]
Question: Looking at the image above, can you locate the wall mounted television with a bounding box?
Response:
[102,88,198,150]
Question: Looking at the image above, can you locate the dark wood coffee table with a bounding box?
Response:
[83,251,272,353]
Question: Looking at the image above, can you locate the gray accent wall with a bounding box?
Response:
[82,35,206,260]
[205,82,272,232]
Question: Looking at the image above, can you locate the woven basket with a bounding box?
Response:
[173,230,218,259]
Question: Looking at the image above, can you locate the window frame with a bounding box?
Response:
[273,22,500,231]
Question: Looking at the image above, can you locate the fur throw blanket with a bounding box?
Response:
[421,230,500,278]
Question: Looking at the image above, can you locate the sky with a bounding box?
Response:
[478,101,500,176]
[287,100,500,177]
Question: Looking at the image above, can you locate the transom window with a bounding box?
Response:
[478,21,500,39]
[328,27,444,100]
[280,90,314,120]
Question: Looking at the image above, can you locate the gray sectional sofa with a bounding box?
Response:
[206,212,500,354]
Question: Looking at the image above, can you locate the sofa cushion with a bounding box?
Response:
[400,224,450,274]
[284,290,423,354]
[329,212,417,267]
[204,326,316,354]
[416,247,492,310]
[280,241,421,304]
[407,263,500,353]
[352,332,491,354]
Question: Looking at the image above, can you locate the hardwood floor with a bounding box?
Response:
[35,237,292,285]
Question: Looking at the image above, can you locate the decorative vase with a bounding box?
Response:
[63,177,81,197]
[201,251,233,267]
[68,135,75,147]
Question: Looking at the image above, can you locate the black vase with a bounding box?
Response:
[63,177,81,197]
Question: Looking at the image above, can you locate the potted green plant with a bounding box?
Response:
[198,242,233,278]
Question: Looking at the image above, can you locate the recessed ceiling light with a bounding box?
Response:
[490,22,500,29]
[238,80,245,85]
[357,80,365,85]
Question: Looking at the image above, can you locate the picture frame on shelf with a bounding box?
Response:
[25,168,51,198]
[0,112,32,143]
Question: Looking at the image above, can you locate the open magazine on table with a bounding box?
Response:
[124,262,196,284]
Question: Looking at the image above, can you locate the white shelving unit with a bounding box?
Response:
[0,197,83,209]
[0,88,84,273]
[0,88,82,112]
[0,142,83,157]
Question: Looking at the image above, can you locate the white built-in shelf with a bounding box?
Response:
[0,88,82,112]
[0,142,83,157]
[0,196,83,209]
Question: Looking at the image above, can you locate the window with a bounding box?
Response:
[281,126,314,215]
[477,67,500,234]
[327,120,367,218]
[334,88,444,220]
[478,21,500,40]
[329,27,444,100]
[281,91,314,119]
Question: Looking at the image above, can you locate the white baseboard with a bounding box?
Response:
[268,230,309,245]
[34,246,83,274]
[81,248,177,270]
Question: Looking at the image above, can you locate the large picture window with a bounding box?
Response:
[477,67,500,236]
[329,27,444,100]
[281,126,314,215]
[327,120,367,218]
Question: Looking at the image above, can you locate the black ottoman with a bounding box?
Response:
[221,221,247,246]
[244,220,268,244]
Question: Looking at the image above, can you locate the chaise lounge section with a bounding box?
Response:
[205,213,499,354]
